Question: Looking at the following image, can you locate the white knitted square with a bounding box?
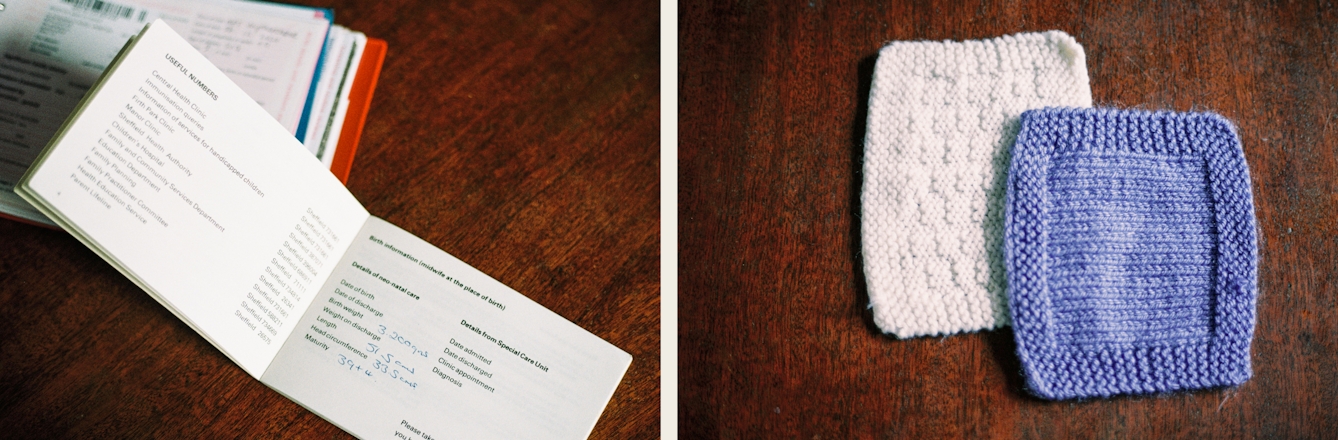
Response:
[862,31,1092,338]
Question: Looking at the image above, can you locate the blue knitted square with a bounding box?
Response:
[1005,108,1258,399]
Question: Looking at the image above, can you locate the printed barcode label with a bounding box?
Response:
[61,0,146,21]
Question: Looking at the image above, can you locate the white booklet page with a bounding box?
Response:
[0,0,331,223]
[263,217,632,439]
[19,20,369,375]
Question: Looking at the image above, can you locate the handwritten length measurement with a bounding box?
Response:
[367,343,418,389]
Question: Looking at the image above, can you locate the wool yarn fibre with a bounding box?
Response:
[862,31,1092,338]
[1006,108,1258,399]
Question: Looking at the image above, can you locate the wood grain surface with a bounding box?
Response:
[680,0,1337,438]
[0,0,659,438]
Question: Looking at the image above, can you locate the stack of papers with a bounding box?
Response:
[0,0,384,226]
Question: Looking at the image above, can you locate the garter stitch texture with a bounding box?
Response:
[862,31,1092,338]
[1006,108,1258,400]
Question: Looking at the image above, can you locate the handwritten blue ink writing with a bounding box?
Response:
[378,325,431,358]
[337,354,373,377]
[366,343,418,389]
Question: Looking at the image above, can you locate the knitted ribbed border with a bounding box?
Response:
[1005,108,1258,399]
[862,30,1092,338]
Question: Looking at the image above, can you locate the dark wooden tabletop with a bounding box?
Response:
[0,0,659,438]
[681,0,1336,438]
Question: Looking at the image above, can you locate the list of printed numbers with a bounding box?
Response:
[235,208,337,344]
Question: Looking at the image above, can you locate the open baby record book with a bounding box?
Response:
[17,20,630,440]
[0,0,386,226]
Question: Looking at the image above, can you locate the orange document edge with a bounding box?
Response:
[329,37,387,184]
